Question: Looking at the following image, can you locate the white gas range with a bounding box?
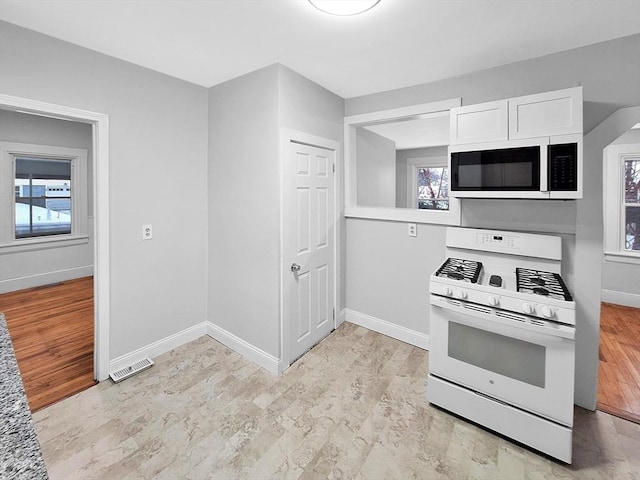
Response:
[427,227,576,463]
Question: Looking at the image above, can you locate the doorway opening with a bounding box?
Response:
[597,124,640,424]
[0,94,111,410]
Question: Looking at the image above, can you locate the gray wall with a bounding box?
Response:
[278,65,345,311]
[0,110,94,292]
[346,34,640,134]
[207,64,344,359]
[0,21,209,359]
[208,65,281,357]
[344,34,640,410]
[356,128,396,207]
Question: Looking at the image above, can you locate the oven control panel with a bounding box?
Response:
[446,227,562,261]
[476,233,520,249]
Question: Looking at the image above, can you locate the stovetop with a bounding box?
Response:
[430,256,575,324]
[434,257,483,283]
[516,268,573,302]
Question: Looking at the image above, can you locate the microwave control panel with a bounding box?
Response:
[548,143,578,191]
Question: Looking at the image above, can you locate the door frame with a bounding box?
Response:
[0,93,111,381]
[279,128,341,372]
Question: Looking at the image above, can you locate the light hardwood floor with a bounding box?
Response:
[598,302,640,424]
[33,322,640,480]
[0,277,96,412]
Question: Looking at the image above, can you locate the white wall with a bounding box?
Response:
[0,21,209,359]
[344,34,640,410]
[356,128,396,207]
[0,110,94,292]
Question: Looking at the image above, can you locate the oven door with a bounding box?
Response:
[429,295,575,426]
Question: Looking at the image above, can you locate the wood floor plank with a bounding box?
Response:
[0,277,97,412]
[597,302,640,424]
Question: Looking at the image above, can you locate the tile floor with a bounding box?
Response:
[33,322,640,479]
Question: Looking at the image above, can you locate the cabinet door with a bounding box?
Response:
[509,87,582,140]
[450,100,508,145]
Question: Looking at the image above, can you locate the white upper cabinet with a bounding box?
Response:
[450,99,508,145]
[508,87,583,140]
[450,87,583,145]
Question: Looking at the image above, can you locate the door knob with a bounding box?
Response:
[291,263,301,272]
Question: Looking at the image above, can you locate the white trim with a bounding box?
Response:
[344,309,429,350]
[337,308,347,327]
[0,94,111,382]
[0,235,89,254]
[344,98,461,226]
[405,155,449,210]
[601,289,640,308]
[603,142,640,257]
[0,141,88,249]
[206,322,281,374]
[344,206,460,225]
[109,323,208,375]
[0,265,94,294]
[604,251,640,265]
[345,99,462,126]
[279,128,341,373]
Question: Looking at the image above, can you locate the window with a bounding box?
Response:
[15,157,72,238]
[417,166,449,210]
[407,157,449,211]
[0,142,88,252]
[603,140,640,262]
[623,157,640,251]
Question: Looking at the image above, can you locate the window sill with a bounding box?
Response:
[344,205,461,226]
[604,251,640,265]
[0,235,89,255]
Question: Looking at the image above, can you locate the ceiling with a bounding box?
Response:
[0,0,639,99]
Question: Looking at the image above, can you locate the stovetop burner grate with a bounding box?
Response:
[435,258,482,283]
[516,268,573,301]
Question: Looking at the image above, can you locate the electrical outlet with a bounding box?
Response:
[408,223,417,237]
[142,224,153,240]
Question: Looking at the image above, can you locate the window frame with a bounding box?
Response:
[406,156,449,211]
[0,141,88,254]
[603,141,640,264]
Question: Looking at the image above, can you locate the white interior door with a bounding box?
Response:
[284,140,335,366]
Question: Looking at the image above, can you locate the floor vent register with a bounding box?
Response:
[109,357,154,383]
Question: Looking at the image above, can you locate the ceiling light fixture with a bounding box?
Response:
[308,0,381,16]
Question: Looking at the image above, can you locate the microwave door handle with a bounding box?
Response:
[540,145,549,192]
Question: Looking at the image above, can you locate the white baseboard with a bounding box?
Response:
[206,322,280,375]
[0,265,94,294]
[109,322,208,375]
[601,289,640,308]
[344,309,429,350]
[337,308,347,326]
[109,321,281,380]
[109,310,423,382]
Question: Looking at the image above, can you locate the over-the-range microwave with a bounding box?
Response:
[449,136,582,199]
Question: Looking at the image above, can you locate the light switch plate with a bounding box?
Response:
[408,223,417,237]
[142,224,153,240]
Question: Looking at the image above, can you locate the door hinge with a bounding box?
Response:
[332,163,335,173]
[333,308,335,320]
